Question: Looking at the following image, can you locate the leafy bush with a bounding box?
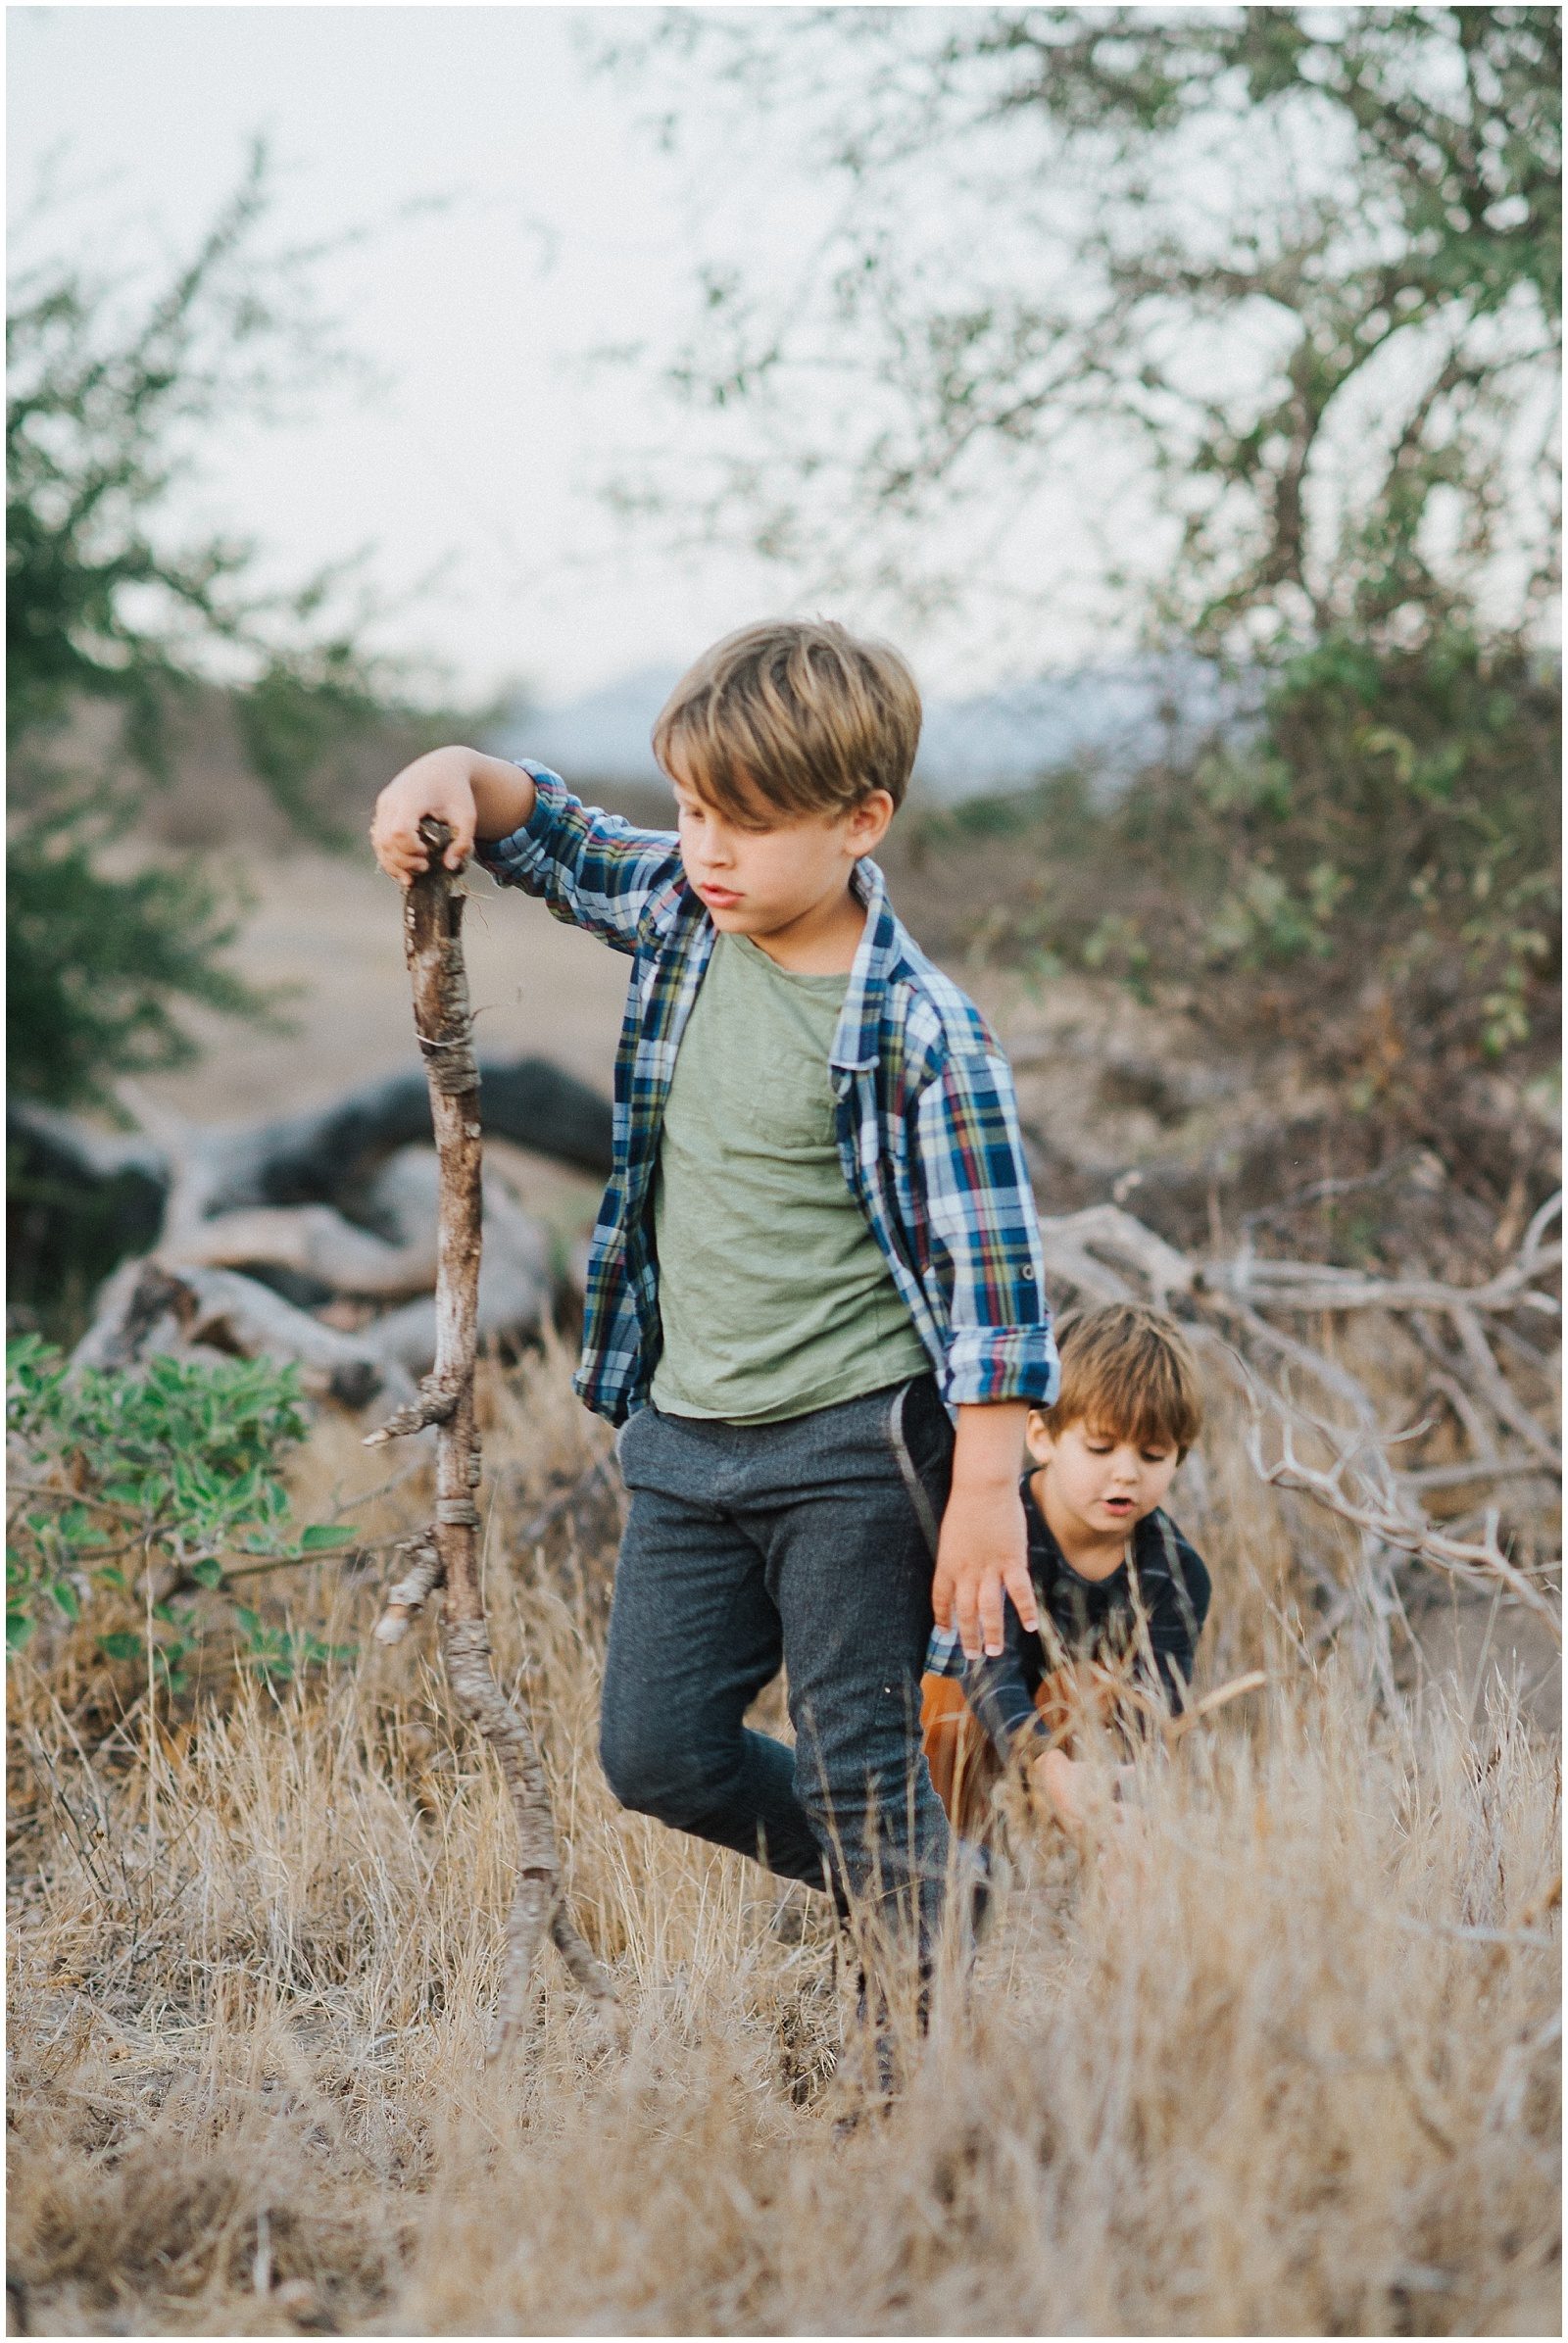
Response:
[6,775,275,1107]
[916,627,1559,1118]
[6,1338,357,1689]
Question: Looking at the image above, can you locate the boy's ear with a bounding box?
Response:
[844,790,895,856]
[1024,1412,1055,1466]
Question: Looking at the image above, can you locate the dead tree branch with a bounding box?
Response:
[1243,1398,1560,1642]
[20,1049,615,1389]
[1037,1199,1561,1651]
[366,820,618,2055]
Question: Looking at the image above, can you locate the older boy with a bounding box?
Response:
[371,618,1057,1959]
[922,1302,1210,1838]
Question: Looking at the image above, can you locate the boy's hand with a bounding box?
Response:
[932,1404,1037,1659]
[1032,1748,1148,1868]
[370,748,535,886]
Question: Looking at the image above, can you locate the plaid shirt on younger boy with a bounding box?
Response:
[477,763,1059,1427]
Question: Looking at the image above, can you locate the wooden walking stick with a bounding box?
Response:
[365,817,618,2057]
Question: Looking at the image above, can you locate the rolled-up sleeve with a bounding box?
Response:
[475,763,683,955]
[911,1049,1059,1408]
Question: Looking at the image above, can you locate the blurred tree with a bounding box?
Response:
[608,7,1559,1120]
[8,143,402,1111]
[613,5,1559,658]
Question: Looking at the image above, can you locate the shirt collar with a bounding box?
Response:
[829,856,900,1074]
[653,852,899,1071]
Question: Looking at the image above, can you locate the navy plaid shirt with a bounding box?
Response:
[477,763,1059,1427]
[924,1492,1211,1721]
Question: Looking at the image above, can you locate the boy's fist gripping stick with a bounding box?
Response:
[367,815,618,2056]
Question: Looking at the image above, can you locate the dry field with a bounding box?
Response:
[7,1337,1561,2338]
[9,829,1561,2335]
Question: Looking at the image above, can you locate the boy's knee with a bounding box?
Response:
[599,1707,714,1826]
[598,1707,662,1814]
[791,1689,926,1820]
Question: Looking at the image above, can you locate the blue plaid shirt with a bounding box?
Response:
[477,764,1059,1427]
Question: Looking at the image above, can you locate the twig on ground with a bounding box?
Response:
[1244,1403,1560,1642]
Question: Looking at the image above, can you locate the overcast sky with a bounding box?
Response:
[10,5,906,709]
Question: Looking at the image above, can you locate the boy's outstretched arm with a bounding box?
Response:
[371,747,537,885]
[933,1402,1040,1661]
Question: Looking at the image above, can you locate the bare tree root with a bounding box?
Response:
[368,818,619,2056]
[73,1255,416,1408]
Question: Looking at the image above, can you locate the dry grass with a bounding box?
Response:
[7,1344,1560,2337]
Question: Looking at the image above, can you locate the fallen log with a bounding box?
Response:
[9,1052,612,1331]
[366,817,618,2056]
[70,1255,417,1408]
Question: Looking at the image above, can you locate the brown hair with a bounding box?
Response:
[1033,1303,1204,1458]
[651,617,922,823]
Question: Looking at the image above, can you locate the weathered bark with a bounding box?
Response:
[72,1255,416,1409]
[368,820,618,2055]
[9,1054,612,1341]
[371,1537,444,1644]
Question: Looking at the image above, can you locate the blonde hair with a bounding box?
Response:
[1033,1302,1204,1458]
[652,618,922,823]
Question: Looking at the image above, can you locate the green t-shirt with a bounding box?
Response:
[650,932,929,1423]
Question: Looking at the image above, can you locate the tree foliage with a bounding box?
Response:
[7,794,265,1108]
[8,145,400,1109]
[608,8,1559,1106]
[916,629,1557,1122]
[614,6,1559,659]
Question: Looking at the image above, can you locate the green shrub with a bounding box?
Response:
[6,1338,357,1690]
[942,629,1559,1099]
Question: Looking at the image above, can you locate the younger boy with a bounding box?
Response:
[921,1302,1210,1839]
[370,618,1058,1965]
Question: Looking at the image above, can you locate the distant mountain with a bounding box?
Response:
[485,653,1252,803]
[489,666,681,791]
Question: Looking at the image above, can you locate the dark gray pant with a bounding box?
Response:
[601,1374,956,1948]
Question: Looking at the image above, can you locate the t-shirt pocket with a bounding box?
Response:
[737,1033,841,1154]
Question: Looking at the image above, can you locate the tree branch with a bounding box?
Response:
[368,822,618,2054]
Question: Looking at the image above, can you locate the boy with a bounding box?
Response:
[921,1302,1211,1840]
[370,618,1057,1964]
